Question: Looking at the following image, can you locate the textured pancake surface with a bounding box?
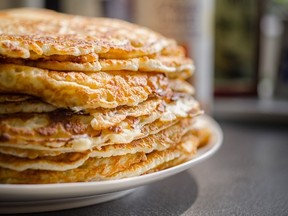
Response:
[0,45,194,77]
[0,94,57,114]
[0,64,170,109]
[0,8,211,184]
[0,96,201,152]
[0,118,195,171]
[0,8,174,59]
[0,130,201,184]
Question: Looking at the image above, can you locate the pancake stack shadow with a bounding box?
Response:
[0,8,211,184]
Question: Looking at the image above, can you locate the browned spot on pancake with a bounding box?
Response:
[109,126,123,133]
[0,133,10,142]
[36,124,58,136]
[63,120,87,135]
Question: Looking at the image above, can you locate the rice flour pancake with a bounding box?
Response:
[0,118,195,171]
[0,8,174,59]
[0,64,169,110]
[0,132,199,184]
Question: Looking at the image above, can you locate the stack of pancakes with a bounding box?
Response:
[0,8,210,184]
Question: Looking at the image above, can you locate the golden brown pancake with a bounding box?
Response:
[0,78,195,114]
[0,94,57,114]
[0,8,174,59]
[0,8,211,185]
[0,94,34,102]
[0,55,193,79]
[0,96,201,152]
[0,152,146,184]
[0,131,201,184]
[0,118,196,171]
[0,43,194,78]
[0,64,170,110]
[0,117,196,159]
[169,79,195,94]
[0,94,162,115]
[145,133,200,173]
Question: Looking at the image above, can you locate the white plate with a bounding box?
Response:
[0,115,223,214]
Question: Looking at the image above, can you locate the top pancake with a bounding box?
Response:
[0,8,174,59]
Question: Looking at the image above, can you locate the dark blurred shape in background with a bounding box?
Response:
[272,0,288,99]
[214,0,261,97]
[214,0,288,123]
[0,0,287,122]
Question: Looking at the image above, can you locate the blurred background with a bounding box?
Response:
[1,0,287,123]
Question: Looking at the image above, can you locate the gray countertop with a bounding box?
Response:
[22,120,288,216]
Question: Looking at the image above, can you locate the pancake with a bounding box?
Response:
[0,43,193,78]
[0,117,196,159]
[0,94,34,102]
[0,94,162,115]
[191,124,212,148]
[0,98,57,114]
[0,114,172,152]
[0,118,195,171]
[0,77,194,115]
[0,115,194,154]
[108,133,198,180]
[145,133,202,173]
[0,131,200,184]
[0,8,174,59]
[0,42,193,78]
[0,8,211,185]
[0,96,201,152]
[88,95,200,130]
[0,64,169,110]
[0,94,58,114]
[169,79,195,94]
[0,152,146,184]
[0,55,193,79]
[0,151,90,172]
[0,93,165,116]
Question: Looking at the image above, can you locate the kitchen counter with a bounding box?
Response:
[22,120,288,216]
